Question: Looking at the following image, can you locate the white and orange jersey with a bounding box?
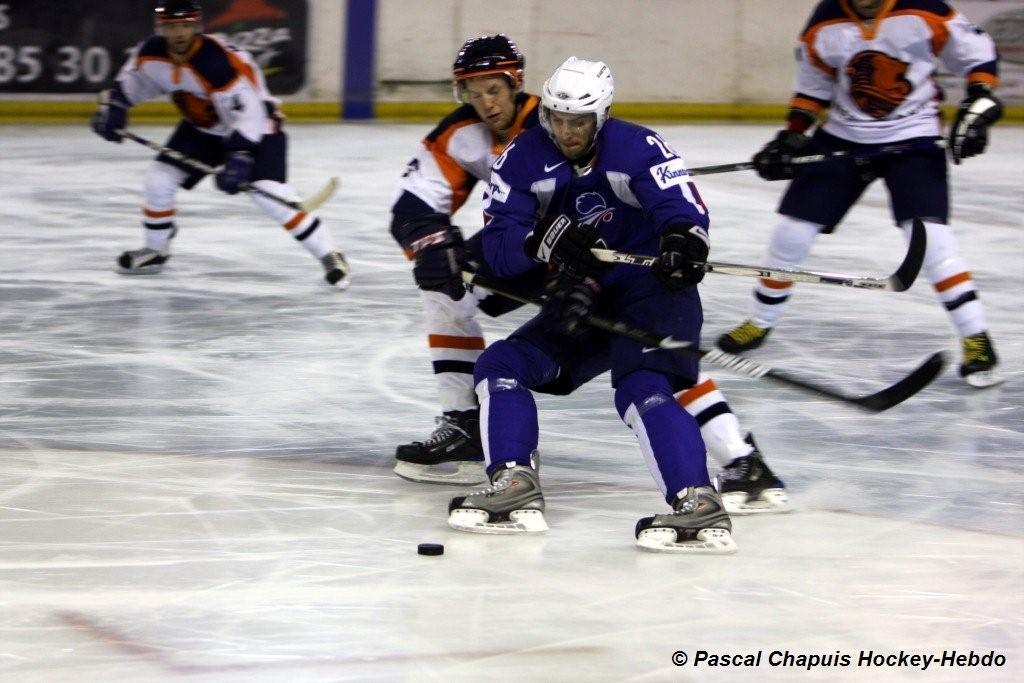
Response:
[792,0,999,143]
[114,33,281,143]
[394,93,541,217]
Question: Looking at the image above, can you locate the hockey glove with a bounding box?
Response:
[409,222,468,301]
[653,223,710,289]
[215,132,257,195]
[91,86,130,143]
[215,151,254,194]
[752,130,816,181]
[525,214,603,282]
[541,276,601,338]
[949,83,1003,165]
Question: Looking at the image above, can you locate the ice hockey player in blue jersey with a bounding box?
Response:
[446,57,737,554]
[391,39,789,518]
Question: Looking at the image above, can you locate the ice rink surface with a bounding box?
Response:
[1,123,1021,682]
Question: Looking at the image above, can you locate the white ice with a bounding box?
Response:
[0,123,1022,682]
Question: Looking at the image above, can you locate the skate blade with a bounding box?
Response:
[116,265,165,275]
[722,489,791,515]
[964,369,1004,388]
[448,508,548,535]
[393,461,486,486]
[636,527,737,555]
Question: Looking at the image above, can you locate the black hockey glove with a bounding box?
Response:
[752,130,816,181]
[402,215,467,301]
[653,223,710,289]
[525,214,603,282]
[540,276,601,338]
[949,83,1003,165]
[91,85,130,143]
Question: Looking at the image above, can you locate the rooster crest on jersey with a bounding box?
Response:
[540,57,615,135]
[575,192,615,226]
[845,50,912,119]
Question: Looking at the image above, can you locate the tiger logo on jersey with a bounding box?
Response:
[845,50,912,119]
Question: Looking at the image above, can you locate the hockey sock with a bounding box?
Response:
[676,374,754,467]
[142,162,186,252]
[248,180,336,259]
[750,216,822,327]
[616,370,711,502]
[474,339,556,471]
[422,290,485,412]
[143,215,176,252]
[902,219,988,337]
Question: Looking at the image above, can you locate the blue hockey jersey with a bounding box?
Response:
[479,118,710,281]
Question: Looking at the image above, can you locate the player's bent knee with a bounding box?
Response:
[144,162,187,208]
[614,370,675,420]
[903,219,961,271]
[767,216,822,264]
[473,340,530,385]
[474,338,555,388]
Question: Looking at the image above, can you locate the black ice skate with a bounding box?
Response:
[635,485,736,554]
[117,227,176,275]
[117,247,171,274]
[960,331,1003,388]
[717,319,771,354]
[448,456,547,534]
[321,251,351,289]
[718,434,790,515]
[393,409,485,485]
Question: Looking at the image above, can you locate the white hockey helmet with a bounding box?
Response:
[540,57,615,136]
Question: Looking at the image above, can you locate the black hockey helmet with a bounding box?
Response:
[452,34,524,95]
[154,0,202,25]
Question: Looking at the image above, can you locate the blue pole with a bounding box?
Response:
[342,0,377,119]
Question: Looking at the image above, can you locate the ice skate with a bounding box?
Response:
[321,250,351,289]
[116,247,171,274]
[635,485,736,554]
[717,320,771,354]
[448,456,547,534]
[393,409,485,485]
[960,331,1003,388]
[719,434,790,515]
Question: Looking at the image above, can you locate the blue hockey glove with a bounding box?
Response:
[752,130,816,181]
[949,84,1003,165]
[525,214,603,282]
[541,276,601,338]
[653,223,710,289]
[91,86,130,143]
[404,216,468,301]
[216,150,255,195]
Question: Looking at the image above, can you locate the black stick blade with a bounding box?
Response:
[888,218,927,292]
[853,352,947,412]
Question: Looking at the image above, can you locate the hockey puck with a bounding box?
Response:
[417,543,444,556]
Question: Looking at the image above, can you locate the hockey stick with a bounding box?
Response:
[688,139,947,177]
[462,271,945,412]
[115,129,339,212]
[592,218,926,292]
